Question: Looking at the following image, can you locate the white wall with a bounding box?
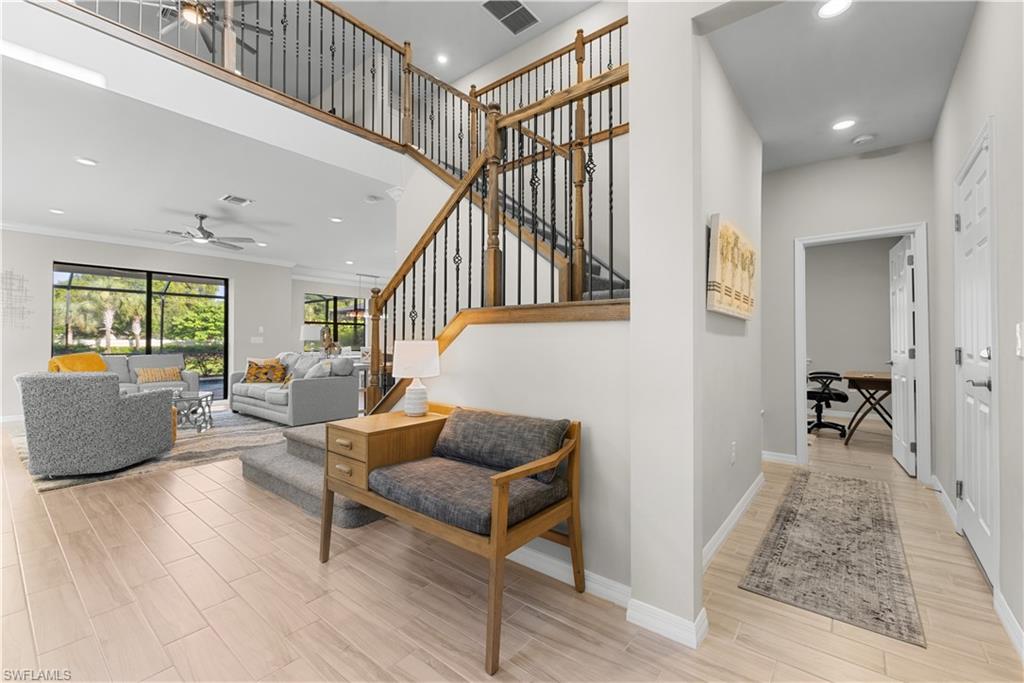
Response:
[806,238,899,413]
[420,321,630,587]
[697,39,763,549]
[761,141,934,458]
[1,230,296,418]
[628,0,713,639]
[930,1,1023,630]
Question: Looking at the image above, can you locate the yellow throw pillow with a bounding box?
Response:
[137,367,183,384]
[243,359,287,383]
[48,352,106,373]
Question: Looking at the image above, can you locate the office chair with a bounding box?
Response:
[807,371,849,438]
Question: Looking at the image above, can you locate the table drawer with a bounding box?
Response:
[327,453,367,489]
[327,426,368,462]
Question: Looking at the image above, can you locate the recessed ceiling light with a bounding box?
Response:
[329,217,344,223]
[436,54,449,65]
[74,157,98,167]
[832,118,856,131]
[817,0,852,19]
[256,241,268,247]
[345,260,354,265]
[851,133,877,145]
[48,208,65,215]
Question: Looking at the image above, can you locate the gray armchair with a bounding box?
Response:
[15,372,174,477]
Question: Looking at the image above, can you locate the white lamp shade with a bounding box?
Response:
[300,324,322,342]
[391,340,440,379]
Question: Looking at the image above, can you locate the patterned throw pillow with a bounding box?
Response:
[243,359,287,383]
[136,367,182,384]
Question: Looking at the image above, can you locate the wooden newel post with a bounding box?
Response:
[571,29,587,301]
[367,287,382,409]
[484,103,504,307]
[469,85,480,159]
[401,42,413,146]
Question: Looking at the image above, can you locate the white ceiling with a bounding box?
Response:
[1,58,398,279]
[339,1,596,82]
[706,1,976,171]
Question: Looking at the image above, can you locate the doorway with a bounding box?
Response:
[793,222,933,483]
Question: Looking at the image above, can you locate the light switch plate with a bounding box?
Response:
[250,336,264,344]
[1016,322,1022,358]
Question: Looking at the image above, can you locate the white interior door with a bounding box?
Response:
[954,128,998,583]
[889,236,916,476]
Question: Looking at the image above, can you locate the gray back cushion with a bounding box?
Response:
[303,360,331,379]
[276,351,299,372]
[433,408,570,484]
[102,355,131,383]
[127,353,185,381]
[329,357,354,376]
[292,353,321,377]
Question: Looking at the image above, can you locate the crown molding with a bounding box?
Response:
[1,221,297,268]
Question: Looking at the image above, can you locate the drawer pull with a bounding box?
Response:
[334,464,353,476]
[334,438,353,450]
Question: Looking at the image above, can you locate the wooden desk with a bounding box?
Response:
[842,371,892,445]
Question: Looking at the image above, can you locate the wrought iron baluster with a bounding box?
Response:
[401,279,407,340]
[443,217,449,326]
[501,127,507,299]
[608,80,615,299]
[361,31,366,128]
[454,200,462,314]
[480,162,486,306]
[318,3,324,110]
[351,23,356,121]
[550,107,557,300]
[370,40,377,133]
[468,175,474,309]
[530,114,539,304]
[420,250,426,339]
[517,125,524,305]
[294,1,299,99]
[329,16,336,114]
[306,0,311,103]
[432,235,437,337]
[256,0,260,83]
[567,102,573,285]
[586,93,595,296]
[281,7,287,94]
[268,1,273,89]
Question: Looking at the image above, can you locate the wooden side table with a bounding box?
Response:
[319,411,448,561]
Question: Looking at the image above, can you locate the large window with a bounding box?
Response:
[303,294,365,351]
[52,263,229,398]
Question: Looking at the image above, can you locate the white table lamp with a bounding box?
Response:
[300,324,323,353]
[391,340,440,416]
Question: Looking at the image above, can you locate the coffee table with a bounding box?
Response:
[172,390,214,433]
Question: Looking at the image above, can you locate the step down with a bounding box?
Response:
[241,441,382,528]
[282,424,325,464]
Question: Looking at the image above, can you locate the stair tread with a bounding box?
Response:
[240,444,364,510]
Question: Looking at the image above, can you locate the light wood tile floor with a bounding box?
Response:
[1,422,1021,681]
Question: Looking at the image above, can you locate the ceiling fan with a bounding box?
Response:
[164,213,263,251]
[140,1,270,56]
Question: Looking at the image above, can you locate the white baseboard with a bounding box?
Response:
[506,545,631,608]
[993,589,1024,664]
[762,450,797,465]
[626,601,708,648]
[703,472,764,571]
[931,475,958,529]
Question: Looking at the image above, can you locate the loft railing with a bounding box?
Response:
[68,0,406,144]
[366,67,629,408]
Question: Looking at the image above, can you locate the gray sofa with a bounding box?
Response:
[101,353,199,395]
[229,352,358,426]
[15,372,173,477]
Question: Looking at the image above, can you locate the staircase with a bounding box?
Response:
[59,0,632,414]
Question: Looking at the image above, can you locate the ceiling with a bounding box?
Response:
[1,58,398,280]
[706,1,976,171]
[339,1,596,82]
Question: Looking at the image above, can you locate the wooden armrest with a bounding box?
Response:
[490,439,577,487]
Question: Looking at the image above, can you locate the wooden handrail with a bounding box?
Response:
[409,64,477,106]
[475,16,628,97]
[497,64,629,128]
[314,0,405,53]
[378,152,490,303]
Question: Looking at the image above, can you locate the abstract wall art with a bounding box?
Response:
[706,213,757,320]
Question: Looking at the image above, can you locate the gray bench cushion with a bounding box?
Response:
[367,457,568,535]
[433,408,571,484]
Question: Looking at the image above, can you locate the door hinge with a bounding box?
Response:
[910,441,917,454]
[954,213,962,232]
[908,347,916,360]
[907,254,915,266]
[954,347,963,365]
[956,480,964,500]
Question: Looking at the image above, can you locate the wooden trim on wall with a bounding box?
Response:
[372,300,630,413]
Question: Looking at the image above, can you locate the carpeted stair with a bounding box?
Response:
[240,424,383,528]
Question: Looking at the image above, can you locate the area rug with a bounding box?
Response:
[11,406,286,493]
[739,470,926,647]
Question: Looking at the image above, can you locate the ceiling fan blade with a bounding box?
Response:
[171,240,192,246]
[160,19,180,37]
[215,236,257,243]
[199,24,215,53]
[164,230,192,238]
[208,239,244,251]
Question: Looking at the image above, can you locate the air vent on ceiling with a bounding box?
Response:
[219,194,254,207]
[483,1,539,35]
